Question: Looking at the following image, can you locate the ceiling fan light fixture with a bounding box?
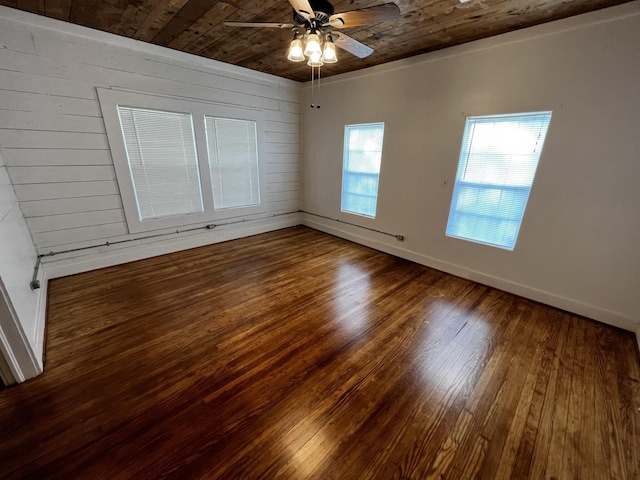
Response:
[287,38,305,62]
[304,32,322,56]
[321,39,337,63]
[307,50,324,67]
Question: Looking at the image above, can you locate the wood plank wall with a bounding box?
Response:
[0,8,301,257]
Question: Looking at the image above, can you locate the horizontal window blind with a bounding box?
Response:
[118,106,203,221]
[446,112,552,250]
[206,117,260,210]
[341,123,385,218]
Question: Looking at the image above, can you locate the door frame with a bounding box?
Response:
[0,277,42,385]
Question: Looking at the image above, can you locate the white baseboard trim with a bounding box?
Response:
[302,215,638,333]
[43,215,301,280]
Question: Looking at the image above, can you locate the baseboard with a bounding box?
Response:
[43,214,301,280]
[302,215,638,333]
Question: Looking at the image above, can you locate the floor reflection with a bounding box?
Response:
[413,300,491,393]
[333,261,373,335]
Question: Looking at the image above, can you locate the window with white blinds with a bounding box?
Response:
[446,112,552,250]
[118,107,203,220]
[205,117,260,210]
[98,89,267,233]
[341,123,385,218]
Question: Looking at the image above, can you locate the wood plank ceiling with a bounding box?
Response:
[1,0,633,82]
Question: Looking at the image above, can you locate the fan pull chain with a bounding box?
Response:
[310,66,314,107]
[317,66,321,108]
[310,66,321,109]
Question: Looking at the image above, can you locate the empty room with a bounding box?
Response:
[0,0,639,478]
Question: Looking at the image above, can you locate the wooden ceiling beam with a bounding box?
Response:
[150,0,222,45]
[167,1,236,51]
[133,0,190,41]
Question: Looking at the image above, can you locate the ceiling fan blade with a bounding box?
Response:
[288,0,315,20]
[224,21,294,29]
[329,3,401,28]
[332,32,373,59]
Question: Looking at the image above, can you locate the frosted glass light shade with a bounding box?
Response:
[287,38,305,62]
[304,33,321,56]
[321,41,337,63]
[307,51,324,67]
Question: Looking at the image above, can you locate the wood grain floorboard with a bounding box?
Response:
[1,226,639,479]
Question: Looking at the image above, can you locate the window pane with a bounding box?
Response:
[341,123,384,218]
[446,112,552,250]
[118,106,203,221]
[206,117,260,210]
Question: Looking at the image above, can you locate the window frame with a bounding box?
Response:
[98,88,267,234]
[340,122,385,219]
[445,111,552,250]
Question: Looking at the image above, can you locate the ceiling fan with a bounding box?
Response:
[224,0,401,66]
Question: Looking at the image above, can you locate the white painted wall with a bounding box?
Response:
[302,2,640,332]
[0,7,301,278]
[0,152,45,382]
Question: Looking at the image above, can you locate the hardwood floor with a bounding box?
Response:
[1,226,639,479]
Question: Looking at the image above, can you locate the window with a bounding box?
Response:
[118,107,203,220]
[205,117,259,210]
[341,123,384,218]
[446,111,552,250]
[98,89,266,233]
